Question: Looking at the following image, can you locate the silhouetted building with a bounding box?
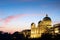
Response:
[21,29,31,38]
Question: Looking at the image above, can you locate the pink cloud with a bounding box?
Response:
[0,13,45,33]
[0,14,26,23]
[0,14,45,23]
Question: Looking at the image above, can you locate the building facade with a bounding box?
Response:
[31,14,52,38]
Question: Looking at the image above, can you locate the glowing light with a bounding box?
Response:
[55,30,59,33]
[55,28,59,33]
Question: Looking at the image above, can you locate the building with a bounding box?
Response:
[21,14,60,38]
[31,14,52,38]
[53,23,60,34]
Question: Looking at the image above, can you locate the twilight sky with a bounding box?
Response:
[0,0,60,33]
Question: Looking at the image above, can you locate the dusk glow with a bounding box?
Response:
[0,0,60,33]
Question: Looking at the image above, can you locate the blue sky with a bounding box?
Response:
[0,0,60,33]
[0,0,60,20]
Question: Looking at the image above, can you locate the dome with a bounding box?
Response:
[31,23,35,26]
[38,21,42,24]
[43,14,51,21]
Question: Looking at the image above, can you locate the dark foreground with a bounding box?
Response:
[0,31,60,40]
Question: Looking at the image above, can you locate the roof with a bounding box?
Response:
[43,14,51,21]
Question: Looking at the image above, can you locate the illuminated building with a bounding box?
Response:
[30,14,52,38]
[53,23,60,34]
[31,23,38,38]
[21,14,60,38]
[20,14,60,38]
[43,14,52,29]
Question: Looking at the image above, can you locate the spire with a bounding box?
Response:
[46,14,48,17]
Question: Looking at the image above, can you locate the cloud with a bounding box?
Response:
[0,14,25,23]
[0,13,45,23]
[0,13,45,33]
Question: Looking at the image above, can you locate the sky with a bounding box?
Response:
[0,0,60,33]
